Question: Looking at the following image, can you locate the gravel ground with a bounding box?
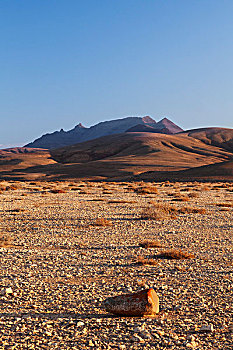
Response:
[0,181,232,349]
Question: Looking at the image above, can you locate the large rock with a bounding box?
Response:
[103,288,159,316]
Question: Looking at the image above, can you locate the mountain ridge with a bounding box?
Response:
[25,116,183,149]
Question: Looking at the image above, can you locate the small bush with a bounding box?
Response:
[108,200,136,204]
[134,186,158,195]
[92,218,112,226]
[178,206,206,214]
[0,233,12,247]
[136,255,158,266]
[51,189,67,194]
[172,193,190,202]
[140,202,177,220]
[139,240,162,248]
[157,249,194,260]
[188,192,199,198]
[215,203,233,208]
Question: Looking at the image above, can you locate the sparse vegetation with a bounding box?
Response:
[134,185,158,195]
[92,218,112,226]
[139,240,162,248]
[140,202,177,220]
[214,202,233,208]
[108,200,136,204]
[0,233,12,247]
[136,255,158,266]
[156,249,194,259]
[51,189,67,194]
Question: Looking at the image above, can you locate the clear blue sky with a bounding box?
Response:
[0,0,233,147]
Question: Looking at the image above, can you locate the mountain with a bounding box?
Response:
[1,125,232,182]
[181,127,233,152]
[153,117,184,133]
[25,116,183,149]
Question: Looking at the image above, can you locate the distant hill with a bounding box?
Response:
[181,127,233,152]
[1,125,232,182]
[25,116,183,149]
[134,160,233,182]
[0,147,55,180]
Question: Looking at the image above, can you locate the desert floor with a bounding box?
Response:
[0,181,232,349]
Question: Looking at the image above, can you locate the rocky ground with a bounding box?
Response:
[0,180,232,349]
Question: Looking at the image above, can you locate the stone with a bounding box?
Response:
[4,287,13,295]
[131,334,145,342]
[88,340,94,346]
[103,288,159,316]
[199,324,214,332]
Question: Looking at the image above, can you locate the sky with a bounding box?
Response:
[0,0,233,147]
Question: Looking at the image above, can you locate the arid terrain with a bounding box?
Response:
[0,180,232,349]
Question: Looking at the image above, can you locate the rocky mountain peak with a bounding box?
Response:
[142,116,156,124]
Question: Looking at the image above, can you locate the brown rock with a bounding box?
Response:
[103,288,159,316]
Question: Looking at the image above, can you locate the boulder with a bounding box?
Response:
[103,288,159,316]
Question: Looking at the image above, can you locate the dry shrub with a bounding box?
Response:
[201,185,210,191]
[136,255,157,266]
[157,249,194,260]
[139,240,162,248]
[51,189,67,194]
[0,233,12,247]
[79,190,88,194]
[108,200,136,204]
[140,202,177,220]
[188,192,199,198]
[172,193,190,202]
[5,185,18,191]
[215,203,233,208]
[134,185,158,195]
[93,218,112,226]
[141,202,206,219]
[178,206,206,214]
[6,208,25,213]
[140,207,171,220]
[90,198,105,201]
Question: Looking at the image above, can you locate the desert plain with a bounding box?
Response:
[0,180,232,349]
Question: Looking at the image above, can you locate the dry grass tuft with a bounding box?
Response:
[172,193,190,202]
[214,202,233,208]
[108,200,136,204]
[51,189,67,194]
[141,201,206,219]
[139,240,162,248]
[178,206,206,214]
[136,255,158,266]
[0,233,12,247]
[157,249,194,260]
[89,198,105,201]
[188,192,199,198]
[140,202,177,220]
[134,185,158,195]
[92,218,112,226]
